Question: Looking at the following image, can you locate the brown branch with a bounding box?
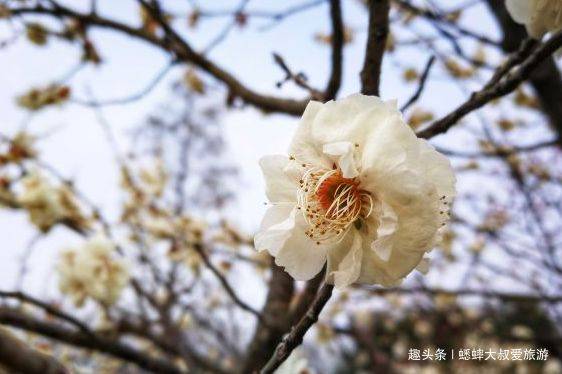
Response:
[288,270,324,325]
[239,261,294,373]
[486,0,562,146]
[360,0,390,97]
[10,3,309,115]
[259,283,334,373]
[417,31,562,139]
[0,307,185,374]
[0,290,94,337]
[324,0,343,100]
[0,327,68,374]
[273,53,324,99]
[115,317,229,373]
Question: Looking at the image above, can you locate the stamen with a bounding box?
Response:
[296,165,373,244]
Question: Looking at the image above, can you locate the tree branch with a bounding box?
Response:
[486,0,562,146]
[239,261,294,373]
[10,3,309,115]
[193,244,265,323]
[259,283,334,373]
[0,307,186,374]
[360,0,390,96]
[0,327,68,374]
[324,0,343,100]
[0,290,94,337]
[417,31,562,139]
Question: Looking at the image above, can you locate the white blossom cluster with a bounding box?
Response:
[18,170,86,232]
[58,235,129,307]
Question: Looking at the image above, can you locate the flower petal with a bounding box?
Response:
[416,257,430,275]
[289,101,330,168]
[309,94,395,153]
[254,204,296,256]
[323,141,359,178]
[505,0,532,24]
[359,244,421,287]
[274,214,328,281]
[259,155,297,203]
[326,230,363,289]
[371,200,398,262]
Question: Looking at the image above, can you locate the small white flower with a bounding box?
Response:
[275,349,314,374]
[58,235,129,307]
[254,94,455,288]
[18,171,69,232]
[506,0,562,38]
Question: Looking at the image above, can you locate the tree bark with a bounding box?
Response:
[239,262,294,373]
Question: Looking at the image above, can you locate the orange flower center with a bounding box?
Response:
[296,166,372,245]
[316,173,362,219]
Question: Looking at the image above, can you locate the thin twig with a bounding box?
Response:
[193,244,266,324]
[400,55,435,111]
[260,283,334,373]
[273,53,324,99]
[417,31,562,139]
[72,61,175,107]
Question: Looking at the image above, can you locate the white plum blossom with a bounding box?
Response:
[18,171,68,231]
[58,235,129,307]
[506,0,562,38]
[18,170,86,232]
[254,94,455,289]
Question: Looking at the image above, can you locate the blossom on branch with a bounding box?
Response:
[58,235,129,307]
[18,171,88,232]
[506,0,562,38]
[255,94,455,288]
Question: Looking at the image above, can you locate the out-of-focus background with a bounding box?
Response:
[0,0,561,373]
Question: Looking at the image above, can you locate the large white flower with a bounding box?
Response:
[506,0,562,38]
[254,94,455,289]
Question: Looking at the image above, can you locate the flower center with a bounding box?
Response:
[297,166,373,245]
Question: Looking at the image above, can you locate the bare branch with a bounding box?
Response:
[273,53,324,99]
[193,244,265,323]
[0,327,68,374]
[324,0,343,100]
[240,262,294,373]
[417,31,562,139]
[0,290,93,337]
[10,3,309,115]
[0,307,186,374]
[360,0,390,96]
[259,283,334,373]
[400,55,435,111]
